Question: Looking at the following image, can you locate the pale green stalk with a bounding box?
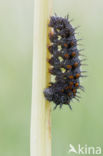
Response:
[30,0,52,156]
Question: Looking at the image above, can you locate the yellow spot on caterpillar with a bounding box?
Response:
[58,56,63,62]
[58,36,61,40]
[58,45,62,51]
[61,68,66,73]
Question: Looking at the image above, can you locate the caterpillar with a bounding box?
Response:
[44,15,85,109]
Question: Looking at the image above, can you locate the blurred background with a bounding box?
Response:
[0,0,103,156]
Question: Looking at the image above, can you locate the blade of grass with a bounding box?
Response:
[30,0,52,156]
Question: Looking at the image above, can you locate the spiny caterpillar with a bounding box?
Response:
[44,15,86,109]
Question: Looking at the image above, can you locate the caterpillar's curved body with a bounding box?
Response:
[44,15,84,109]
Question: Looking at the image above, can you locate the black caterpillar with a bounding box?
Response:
[44,15,85,109]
